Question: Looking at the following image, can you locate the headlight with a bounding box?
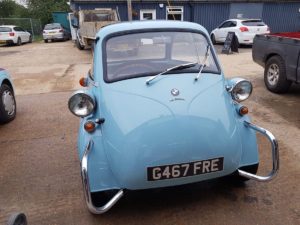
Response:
[229,79,252,102]
[68,91,95,117]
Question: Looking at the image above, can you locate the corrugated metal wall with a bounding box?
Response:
[229,3,263,19]
[262,2,300,33]
[131,3,165,20]
[72,1,300,33]
[193,3,230,32]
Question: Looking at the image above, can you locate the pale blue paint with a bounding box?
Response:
[76,21,259,192]
[0,69,13,88]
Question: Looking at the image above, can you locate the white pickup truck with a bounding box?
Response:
[73,8,120,50]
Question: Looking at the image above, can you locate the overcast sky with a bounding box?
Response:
[14,0,26,6]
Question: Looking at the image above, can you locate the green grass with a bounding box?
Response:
[33,35,43,42]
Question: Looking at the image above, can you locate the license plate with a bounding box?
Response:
[147,157,224,181]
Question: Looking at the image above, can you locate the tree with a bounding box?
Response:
[26,0,69,25]
[0,0,29,18]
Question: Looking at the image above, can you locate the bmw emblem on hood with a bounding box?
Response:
[171,88,180,96]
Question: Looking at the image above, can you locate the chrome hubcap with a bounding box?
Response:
[267,64,280,86]
[2,90,15,116]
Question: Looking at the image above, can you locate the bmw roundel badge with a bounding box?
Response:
[171,88,180,96]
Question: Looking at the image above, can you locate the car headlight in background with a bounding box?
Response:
[68,91,95,117]
[228,79,253,102]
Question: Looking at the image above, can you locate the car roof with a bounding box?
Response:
[97,20,209,38]
[0,25,17,28]
[228,19,262,21]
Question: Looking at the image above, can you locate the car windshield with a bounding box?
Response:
[44,24,61,30]
[0,27,12,32]
[105,31,219,82]
[242,20,266,26]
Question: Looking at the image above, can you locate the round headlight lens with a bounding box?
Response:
[231,80,252,102]
[68,92,95,117]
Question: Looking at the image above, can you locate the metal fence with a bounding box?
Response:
[0,18,42,41]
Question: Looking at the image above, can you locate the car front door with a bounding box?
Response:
[215,21,236,42]
[13,27,26,42]
[19,27,29,42]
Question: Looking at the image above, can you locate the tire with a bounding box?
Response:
[16,37,21,46]
[28,35,32,43]
[0,84,16,124]
[6,213,27,225]
[44,39,48,43]
[76,39,84,50]
[264,56,291,93]
[211,34,216,44]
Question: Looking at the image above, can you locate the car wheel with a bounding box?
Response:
[211,34,216,44]
[16,37,21,46]
[28,35,32,43]
[44,39,48,43]
[264,56,291,93]
[76,39,84,50]
[0,84,16,124]
[7,213,27,225]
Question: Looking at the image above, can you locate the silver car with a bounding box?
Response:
[43,23,70,43]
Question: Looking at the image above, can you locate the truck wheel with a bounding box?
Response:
[76,39,84,50]
[0,84,16,124]
[44,39,48,43]
[264,56,291,93]
[7,213,27,225]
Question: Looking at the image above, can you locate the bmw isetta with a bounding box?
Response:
[0,68,16,124]
[68,21,279,214]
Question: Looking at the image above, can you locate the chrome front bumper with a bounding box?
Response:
[80,121,279,214]
[81,140,124,214]
[238,121,279,181]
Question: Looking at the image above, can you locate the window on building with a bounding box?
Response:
[140,9,156,20]
[166,6,183,21]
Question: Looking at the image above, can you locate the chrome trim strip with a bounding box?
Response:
[238,121,279,182]
[81,140,124,214]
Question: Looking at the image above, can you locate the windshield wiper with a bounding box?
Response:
[194,45,210,81]
[146,62,198,85]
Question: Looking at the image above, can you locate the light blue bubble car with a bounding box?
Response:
[0,68,16,124]
[68,21,279,214]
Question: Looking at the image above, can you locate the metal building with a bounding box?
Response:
[70,0,300,33]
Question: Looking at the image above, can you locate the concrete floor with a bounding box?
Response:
[0,41,299,225]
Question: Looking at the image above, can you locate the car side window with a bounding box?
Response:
[14,27,21,32]
[229,21,237,27]
[220,21,231,29]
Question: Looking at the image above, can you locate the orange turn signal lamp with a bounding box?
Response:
[79,77,88,87]
[84,121,96,133]
[239,106,249,116]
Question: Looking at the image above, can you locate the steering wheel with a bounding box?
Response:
[112,63,155,78]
